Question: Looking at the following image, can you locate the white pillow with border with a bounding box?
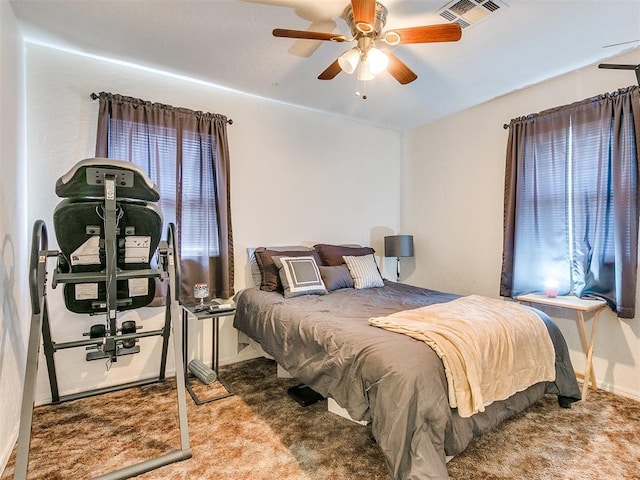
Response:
[274,256,328,298]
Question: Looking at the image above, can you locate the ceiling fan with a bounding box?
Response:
[272,0,462,85]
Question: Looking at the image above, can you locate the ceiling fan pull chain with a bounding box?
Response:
[355,77,368,100]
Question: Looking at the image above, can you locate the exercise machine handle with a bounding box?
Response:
[29,220,48,314]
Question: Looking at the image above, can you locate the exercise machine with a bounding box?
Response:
[14,158,191,479]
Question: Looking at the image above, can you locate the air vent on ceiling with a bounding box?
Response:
[438,0,506,29]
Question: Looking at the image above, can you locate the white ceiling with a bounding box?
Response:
[10,0,640,131]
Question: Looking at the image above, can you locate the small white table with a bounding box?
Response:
[516,294,608,400]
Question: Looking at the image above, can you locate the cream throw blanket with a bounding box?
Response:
[369,295,555,418]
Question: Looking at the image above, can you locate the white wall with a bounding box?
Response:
[403,48,640,400]
[24,44,402,405]
[0,1,28,473]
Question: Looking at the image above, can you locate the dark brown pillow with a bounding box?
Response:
[314,244,375,266]
[254,248,322,292]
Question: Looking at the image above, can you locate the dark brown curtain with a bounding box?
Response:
[501,86,640,318]
[94,92,234,302]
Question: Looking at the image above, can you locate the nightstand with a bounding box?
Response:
[516,294,607,400]
[181,302,236,405]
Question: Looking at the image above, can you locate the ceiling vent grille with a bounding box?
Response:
[438,0,506,29]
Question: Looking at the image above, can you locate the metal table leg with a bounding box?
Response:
[182,306,234,405]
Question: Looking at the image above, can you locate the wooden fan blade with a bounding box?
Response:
[390,24,462,45]
[318,59,342,80]
[351,0,376,31]
[273,28,347,42]
[387,53,417,85]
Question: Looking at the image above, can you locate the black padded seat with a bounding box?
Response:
[53,158,163,314]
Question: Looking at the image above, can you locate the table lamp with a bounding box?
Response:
[384,235,414,282]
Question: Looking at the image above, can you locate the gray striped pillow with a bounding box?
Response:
[343,254,384,289]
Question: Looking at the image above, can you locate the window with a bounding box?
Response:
[94,92,234,301]
[501,87,640,318]
[107,122,221,258]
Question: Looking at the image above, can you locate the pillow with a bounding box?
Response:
[319,265,354,291]
[343,254,384,289]
[274,256,328,298]
[248,248,263,286]
[254,248,321,292]
[248,246,311,287]
[314,244,375,266]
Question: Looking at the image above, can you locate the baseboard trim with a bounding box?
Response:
[594,381,640,401]
[574,372,640,401]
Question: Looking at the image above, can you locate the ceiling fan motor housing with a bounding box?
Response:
[344,2,388,36]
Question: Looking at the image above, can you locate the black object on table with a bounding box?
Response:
[181,302,236,405]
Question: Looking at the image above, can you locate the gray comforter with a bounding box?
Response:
[233,281,581,480]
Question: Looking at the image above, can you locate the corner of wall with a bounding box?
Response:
[0,1,28,474]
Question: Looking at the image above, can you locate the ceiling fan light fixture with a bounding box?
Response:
[338,47,361,74]
[366,47,388,74]
[356,61,375,81]
[274,1,464,88]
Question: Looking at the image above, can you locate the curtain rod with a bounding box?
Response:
[90,92,233,125]
[503,85,638,130]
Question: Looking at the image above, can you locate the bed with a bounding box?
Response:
[233,247,581,480]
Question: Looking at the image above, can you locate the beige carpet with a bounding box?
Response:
[2,357,639,480]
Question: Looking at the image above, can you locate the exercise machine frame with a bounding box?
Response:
[14,172,191,479]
